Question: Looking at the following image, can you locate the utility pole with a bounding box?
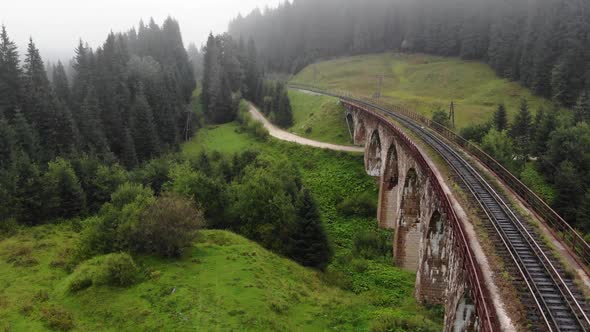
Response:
[449,101,456,129]
[373,75,383,100]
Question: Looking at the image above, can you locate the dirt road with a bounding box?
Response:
[248,103,364,153]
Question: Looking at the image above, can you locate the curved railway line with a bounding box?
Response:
[293,86,590,331]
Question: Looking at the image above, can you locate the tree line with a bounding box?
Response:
[229,0,589,108]
[457,94,590,233]
[200,33,293,127]
[0,18,196,224]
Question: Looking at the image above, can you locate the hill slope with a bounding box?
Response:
[0,226,377,331]
[291,53,558,128]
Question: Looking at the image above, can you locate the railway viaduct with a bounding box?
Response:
[345,102,492,331]
[288,84,590,331]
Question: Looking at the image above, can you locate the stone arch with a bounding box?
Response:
[452,291,477,331]
[365,130,382,176]
[346,113,354,141]
[400,168,420,224]
[418,210,447,304]
[355,119,367,145]
[394,168,422,270]
[383,143,399,190]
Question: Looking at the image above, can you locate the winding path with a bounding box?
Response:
[248,103,364,153]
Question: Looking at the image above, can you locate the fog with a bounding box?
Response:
[1,0,283,62]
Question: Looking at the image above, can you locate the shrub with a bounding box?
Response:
[129,193,204,257]
[40,305,74,331]
[337,192,377,218]
[353,230,391,259]
[66,253,139,292]
[97,253,138,287]
[0,218,19,238]
[369,311,439,332]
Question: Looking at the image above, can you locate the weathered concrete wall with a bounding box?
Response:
[347,107,479,331]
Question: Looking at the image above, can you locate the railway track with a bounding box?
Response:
[293,87,590,331]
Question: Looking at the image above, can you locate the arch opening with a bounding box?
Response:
[355,120,367,145]
[366,130,382,176]
[452,290,476,331]
[346,113,354,142]
[400,168,420,224]
[383,144,399,190]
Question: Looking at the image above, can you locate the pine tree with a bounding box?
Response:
[53,97,79,156]
[532,106,557,157]
[52,61,71,106]
[287,189,333,270]
[22,38,57,161]
[0,116,15,168]
[43,158,86,220]
[121,127,138,169]
[130,86,160,162]
[493,103,508,131]
[574,90,590,123]
[577,192,590,232]
[12,152,44,224]
[78,87,110,156]
[0,25,21,120]
[554,161,584,223]
[510,99,533,162]
[11,108,38,158]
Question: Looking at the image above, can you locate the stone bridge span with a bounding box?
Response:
[345,102,499,331]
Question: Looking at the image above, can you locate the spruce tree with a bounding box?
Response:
[130,85,160,162]
[287,189,333,270]
[574,91,590,124]
[576,192,590,232]
[532,107,556,157]
[510,99,533,162]
[0,25,21,120]
[554,161,583,223]
[493,103,508,132]
[0,116,15,168]
[121,127,138,169]
[43,158,86,220]
[53,97,79,156]
[11,108,38,158]
[52,61,71,106]
[12,152,44,224]
[78,87,110,156]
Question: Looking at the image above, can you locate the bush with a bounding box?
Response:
[98,253,138,287]
[353,230,391,259]
[129,193,205,257]
[40,305,74,331]
[66,253,139,292]
[337,192,377,218]
[369,311,439,332]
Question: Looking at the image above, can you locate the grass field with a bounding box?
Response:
[184,123,443,330]
[0,225,383,331]
[292,53,557,128]
[288,90,353,145]
[0,124,442,331]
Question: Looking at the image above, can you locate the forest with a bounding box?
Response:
[230,0,589,108]
[229,0,590,233]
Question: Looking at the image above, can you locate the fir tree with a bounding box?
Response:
[0,25,21,120]
[287,189,333,270]
[52,61,71,106]
[493,103,508,132]
[510,99,533,162]
[43,158,86,220]
[130,86,160,162]
[574,90,590,124]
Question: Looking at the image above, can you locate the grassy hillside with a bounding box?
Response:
[0,225,385,331]
[0,119,441,331]
[288,90,352,145]
[292,53,557,128]
[183,123,443,330]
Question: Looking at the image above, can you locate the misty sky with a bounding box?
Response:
[1,0,282,63]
